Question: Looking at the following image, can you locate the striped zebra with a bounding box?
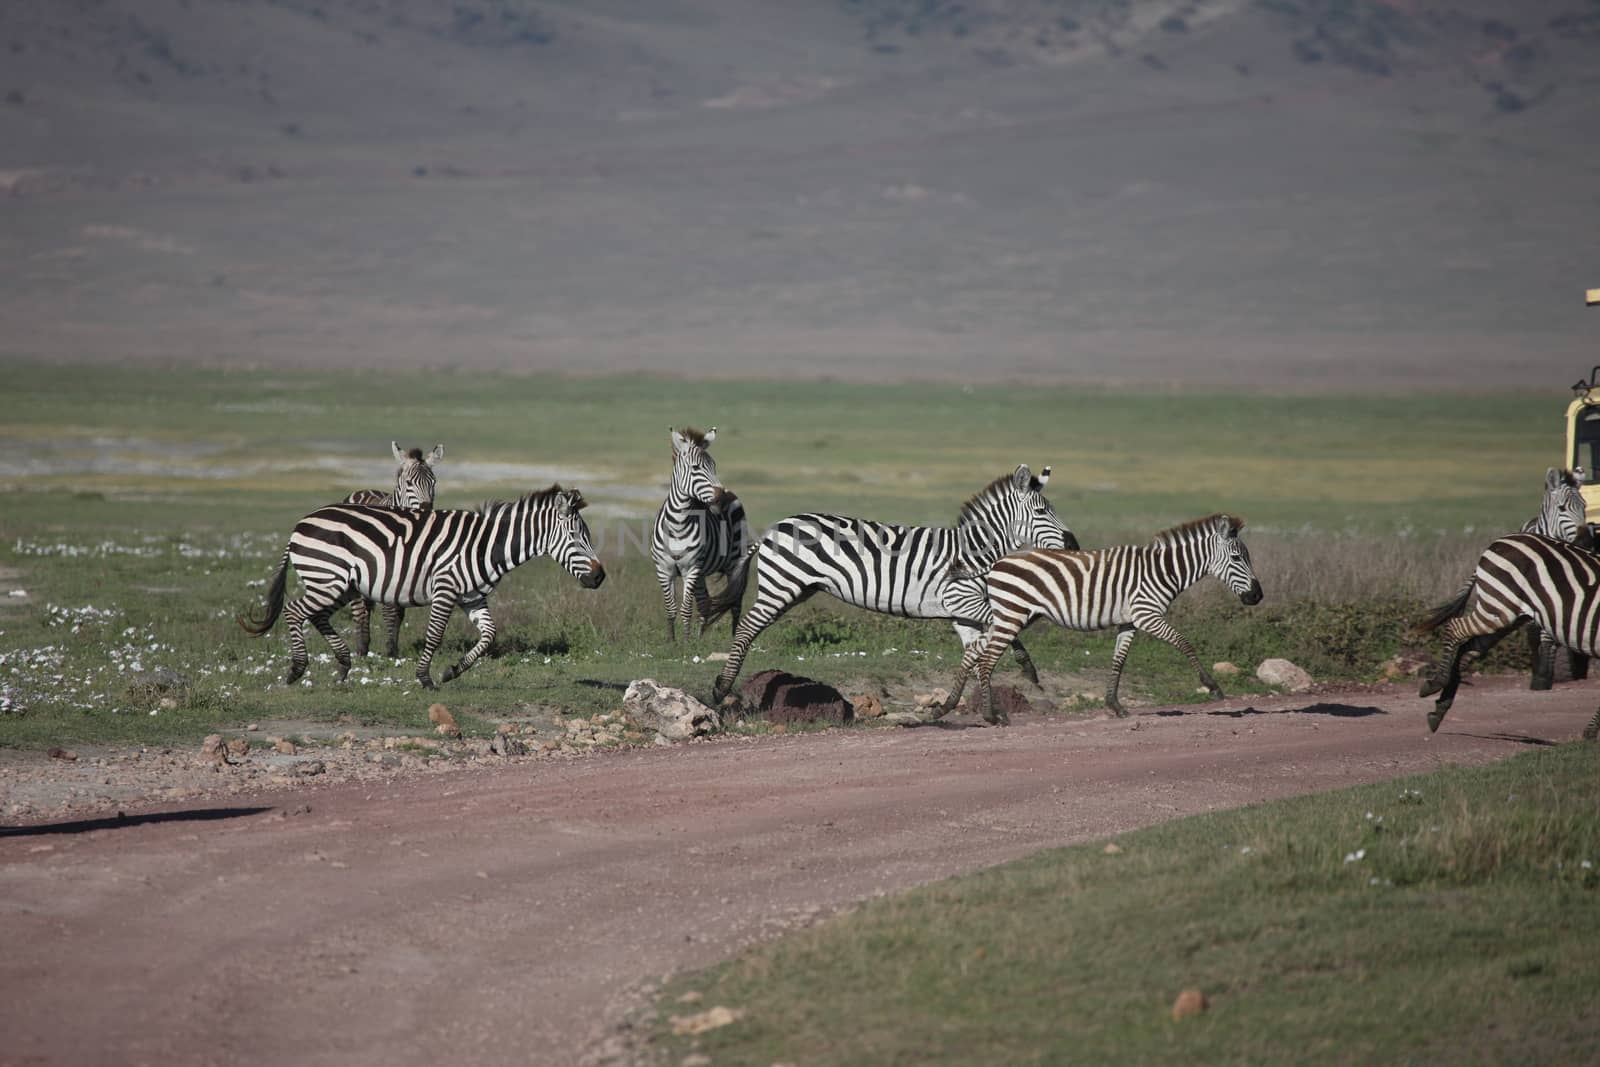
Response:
[706,465,1075,703]
[1519,467,1590,689]
[935,514,1263,725]
[651,427,752,640]
[1417,533,1600,739]
[239,485,604,689]
[343,443,444,659]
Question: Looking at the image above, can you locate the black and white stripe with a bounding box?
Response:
[342,443,444,659]
[938,513,1263,724]
[240,486,605,689]
[707,465,1074,703]
[1418,533,1600,739]
[650,427,752,640]
[1518,467,1590,689]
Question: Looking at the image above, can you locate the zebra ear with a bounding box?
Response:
[1037,466,1052,489]
[1226,514,1246,537]
[704,427,717,445]
[427,444,444,465]
[1011,464,1033,491]
[391,441,406,463]
[1547,467,1569,491]
[562,489,589,513]
[670,428,687,453]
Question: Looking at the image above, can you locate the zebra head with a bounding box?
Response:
[1536,467,1591,549]
[957,465,1078,564]
[1202,514,1263,605]
[548,488,606,589]
[1004,464,1077,551]
[389,442,443,511]
[669,427,727,511]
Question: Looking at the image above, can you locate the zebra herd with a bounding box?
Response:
[238,434,1600,739]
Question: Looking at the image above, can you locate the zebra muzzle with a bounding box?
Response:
[580,562,606,589]
[1241,581,1263,606]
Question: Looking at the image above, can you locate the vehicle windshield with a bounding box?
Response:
[1574,407,1600,483]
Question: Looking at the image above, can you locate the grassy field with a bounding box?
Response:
[652,743,1600,1065]
[0,363,1568,748]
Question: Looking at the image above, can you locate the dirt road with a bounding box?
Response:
[2,678,1593,1066]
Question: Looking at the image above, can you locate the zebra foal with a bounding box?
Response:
[240,485,604,689]
[651,427,751,640]
[1417,533,1600,739]
[706,465,1075,703]
[936,514,1263,725]
[343,442,444,659]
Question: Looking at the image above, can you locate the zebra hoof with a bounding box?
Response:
[418,674,436,690]
[1106,700,1128,719]
[1426,708,1446,733]
[440,666,461,684]
[1417,677,1443,699]
[284,665,306,686]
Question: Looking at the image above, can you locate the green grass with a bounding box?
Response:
[0,362,1568,748]
[654,744,1600,1065]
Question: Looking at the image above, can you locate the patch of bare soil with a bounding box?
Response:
[1,676,1595,1067]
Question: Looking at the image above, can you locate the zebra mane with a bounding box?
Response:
[475,484,575,516]
[1152,513,1244,547]
[675,427,711,447]
[405,447,424,461]
[957,474,1022,525]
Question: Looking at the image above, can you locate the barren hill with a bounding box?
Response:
[3,0,1598,387]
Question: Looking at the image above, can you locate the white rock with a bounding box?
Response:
[1256,658,1313,692]
[623,679,722,741]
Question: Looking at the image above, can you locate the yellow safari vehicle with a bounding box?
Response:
[1567,289,1600,524]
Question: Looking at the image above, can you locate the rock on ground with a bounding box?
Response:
[1257,658,1313,692]
[740,670,853,726]
[622,679,721,740]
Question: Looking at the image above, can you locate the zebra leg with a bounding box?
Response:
[1528,624,1555,691]
[1011,639,1042,687]
[972,628,1020,726]
[1570,652,1590,681]
[1426,627,1515,732]
[711,585,815,704]
[939,621,986,714]
[655,561,679,643]
[1133,614,1223,701]
[678,566,703,641]
[383,605,405,659]
[284,598,312,685]
[690,571,718,639]
[351,598,373,658]
[310,609,354,683]
[1584,705,1600,741]
[416,598,458,689]
[1105,625,1137,717]
[440,598,496,684]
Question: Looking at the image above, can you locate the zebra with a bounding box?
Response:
[706,465,1076,704]
[934,514,1263,725]
[1416,533,1600,739]
[239,485,604,689]
[650,427,752,640]
[1519,467,1590,690]
[343,443,445,659]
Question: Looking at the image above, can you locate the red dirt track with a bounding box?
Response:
[2,678,1594,1066]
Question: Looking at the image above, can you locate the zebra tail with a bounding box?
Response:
[1414,575,1476,635]
[238,548,290,636]
[700,544,758,629]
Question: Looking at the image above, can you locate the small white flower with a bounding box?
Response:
[1343,849,1366,864]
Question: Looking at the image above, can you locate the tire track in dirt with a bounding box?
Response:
[1,677,1593,1066]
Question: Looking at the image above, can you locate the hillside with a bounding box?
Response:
[2,0,1598,388]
